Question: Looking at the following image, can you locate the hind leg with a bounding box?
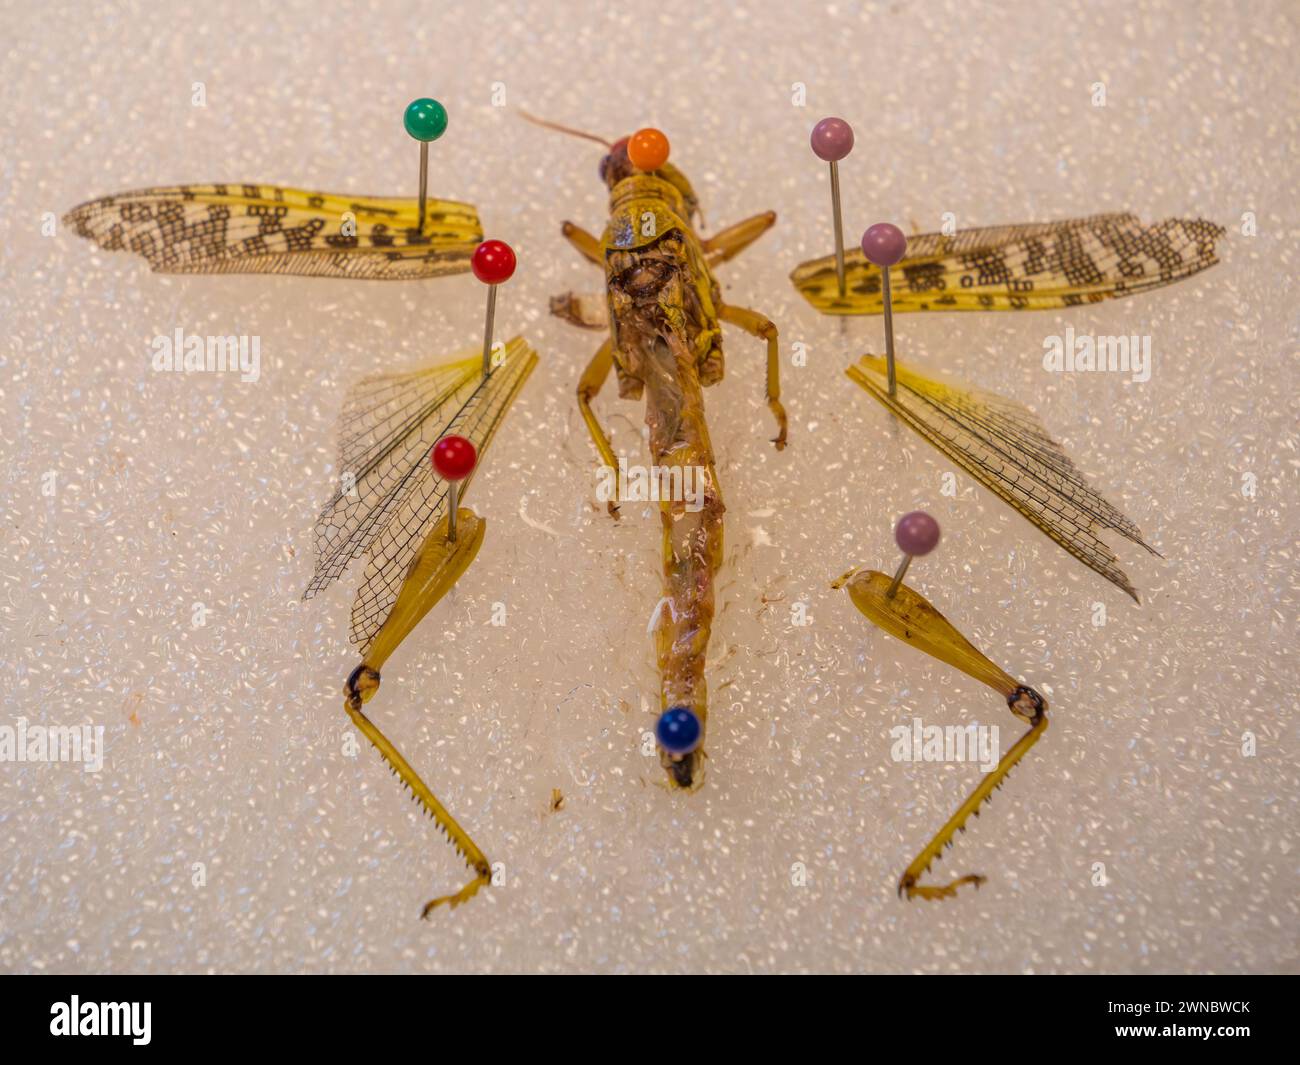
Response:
[899,691,1048,900]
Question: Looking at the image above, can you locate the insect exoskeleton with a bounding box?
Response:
[531,113,784,793]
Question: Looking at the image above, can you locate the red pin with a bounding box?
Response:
[432,435,477,542]
[471,239,516,378]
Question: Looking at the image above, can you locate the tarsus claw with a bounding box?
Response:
[899,873,987,901]
[420,871,490,918]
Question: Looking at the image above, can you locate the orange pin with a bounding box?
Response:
[626,128,670,171]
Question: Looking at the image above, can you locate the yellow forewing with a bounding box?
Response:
[64,183,481,279]
[792,213,1225,314]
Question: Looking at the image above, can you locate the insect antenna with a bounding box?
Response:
[518,109,612,147]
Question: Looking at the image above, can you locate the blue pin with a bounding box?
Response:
[656,706,702,754]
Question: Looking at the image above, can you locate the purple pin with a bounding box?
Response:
[810,117,855,298]
[811,117,854,161]
[862,222,908,397]
[887,510,940,598]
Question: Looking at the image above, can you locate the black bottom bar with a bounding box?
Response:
[0,974,1289,1052]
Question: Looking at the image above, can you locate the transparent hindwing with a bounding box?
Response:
[304,337,538,652]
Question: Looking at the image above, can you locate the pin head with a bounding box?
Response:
[656,706,702,755]
[626,128,670,171]
[404,98,448,142]
[471,239,516,284]
[895,511,940,557]
[810,117,854,162]
[431,435,477,481]
[861,222,907,267]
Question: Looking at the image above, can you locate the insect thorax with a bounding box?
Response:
[603,175,722,398]
[606,174,698,251]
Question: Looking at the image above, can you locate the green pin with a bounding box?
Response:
[403,97,449,237]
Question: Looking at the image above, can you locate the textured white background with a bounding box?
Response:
[1,0,1296,973]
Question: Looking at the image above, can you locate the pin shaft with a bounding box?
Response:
[829,160,846,298]
[886,553,912,599]
[447,482,459,543]
[417,141,429,236]
[480,284,498,378]
[882,267,897,396]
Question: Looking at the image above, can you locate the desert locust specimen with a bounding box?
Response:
[529,116,786,790]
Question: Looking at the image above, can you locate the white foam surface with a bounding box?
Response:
[1,0,1295,973]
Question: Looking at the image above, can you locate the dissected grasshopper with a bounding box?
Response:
[528,115,786,789]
